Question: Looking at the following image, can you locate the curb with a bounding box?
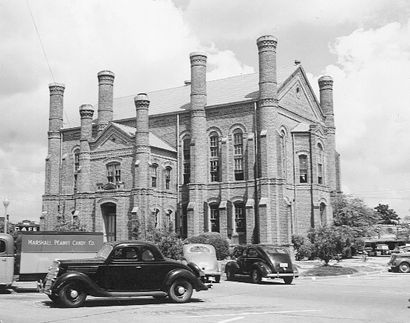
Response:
[298,269,387,280]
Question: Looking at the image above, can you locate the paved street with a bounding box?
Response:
[1,270,409,323]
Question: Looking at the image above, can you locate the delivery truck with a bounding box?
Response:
[0,231,103,290]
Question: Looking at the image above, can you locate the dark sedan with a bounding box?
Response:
[225,244,298,284]
[388,252,410,273]
[43,241,208,307]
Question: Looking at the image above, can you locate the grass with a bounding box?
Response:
[303,265,358,277]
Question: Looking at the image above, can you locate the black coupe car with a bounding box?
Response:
[225,244,298,284]
[43,241,208,307]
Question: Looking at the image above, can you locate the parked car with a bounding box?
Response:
[375,244,391,255]
[43,241,209,307]
[183,243,221,283]
[225,244,298,284]
[392,246,410,254]
[388,252,410,273]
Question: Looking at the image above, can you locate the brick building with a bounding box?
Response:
[41,35,341,245]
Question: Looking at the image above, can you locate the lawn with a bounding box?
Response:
[302,265,358,276]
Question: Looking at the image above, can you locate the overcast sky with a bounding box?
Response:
[1,0,410,223]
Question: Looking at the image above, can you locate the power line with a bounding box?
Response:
[26,0,55,83]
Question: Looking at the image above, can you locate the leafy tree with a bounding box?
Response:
[53,216,87,232]
[291,234,313,260]
[374,204,400,224]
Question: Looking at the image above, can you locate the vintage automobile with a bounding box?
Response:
[0,233,14,290]
[183,243,221,283]
[387,252,410,273]
[225,244,298,284]
[43,241,209,307]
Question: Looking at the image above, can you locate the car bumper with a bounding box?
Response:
[266,272,298,279]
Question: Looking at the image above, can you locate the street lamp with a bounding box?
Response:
[3,197,10,233]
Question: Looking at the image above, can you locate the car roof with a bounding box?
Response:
[106,240,158,248]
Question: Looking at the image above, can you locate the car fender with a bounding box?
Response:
[53,271,107,297]
[164,268,198,290]
[252,261,271,276]
[225,260,240,274]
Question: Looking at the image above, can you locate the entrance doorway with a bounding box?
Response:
[101,203,116,241]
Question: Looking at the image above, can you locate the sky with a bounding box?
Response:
[0,0,410,223]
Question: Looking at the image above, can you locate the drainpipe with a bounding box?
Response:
[309,129,314,228]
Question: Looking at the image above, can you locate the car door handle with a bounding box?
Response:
[136,266,142,269]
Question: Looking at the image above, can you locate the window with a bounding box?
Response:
[73,149,80,192]
[107,163,121,183]
[151,164,158,188]
[317,143,324,184]
[235,203,246,232]
[299,155,308,183]
[280,130,287,179]
[183,138,190,184]
[210,204,220,232]
[209,132,220,182]
[233,129,244,181]
[0,240,5,253]
[165,167,171,190]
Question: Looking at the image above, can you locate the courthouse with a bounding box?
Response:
[41,35,341,244]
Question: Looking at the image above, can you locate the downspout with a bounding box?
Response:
[176,113,180,235]
[291,132,296,235]
[253,101,259,243]
[309,129,314,228]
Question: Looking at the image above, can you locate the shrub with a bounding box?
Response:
[145,227,184,260]
[185,232,230,260]
[292,234,313,260]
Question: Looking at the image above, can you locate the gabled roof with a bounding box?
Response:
[112,73,260,120]
[110,122,176,152]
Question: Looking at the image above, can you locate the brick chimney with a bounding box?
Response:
[134,93,150,189]
[78,104,94,193]
[97,70,115,135]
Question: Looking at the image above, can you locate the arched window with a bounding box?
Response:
[234,202,246,233]
[317,143,324,184]
[165,167,171,190]
[210,204,220,232]
[299,154,308,183]
[233,129,244,181]
[182,137,191,184]
[73,148,80,192]
[151,163,158,188]
[107,162,121,183]
[280,130,287,179]
[209,132,220,182]
[320,202,327,225]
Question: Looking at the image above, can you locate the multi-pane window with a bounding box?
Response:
[210,205,220,232]
[233,129,244,181]
[235,203,246,232]
[165,167,171,190]
[151,164,158,188]
[183,138,190,184]
[280,131,287,179]
[299,155,308,183]
[209,132,220,182]
[317,143,324,184]
[107,163,121,183]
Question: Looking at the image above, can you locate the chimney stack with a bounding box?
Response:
[78,104,94,193]
[97,70,115,135]
[134,93,150,189]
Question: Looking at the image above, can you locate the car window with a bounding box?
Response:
[189,245,211,253]
[141,248,155,261]
[113,247,140,260]
[264,246,288,254]
[0,240,5,253]
[247,248,258,257]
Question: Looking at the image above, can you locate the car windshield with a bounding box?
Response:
[263,246,288,255]
[96,244,113,259]
[189,245,211,253]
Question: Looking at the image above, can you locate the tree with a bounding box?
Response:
[374,204,400,224]
[53,216,87,232]
[185,232,230,260]
[308,226,347,265]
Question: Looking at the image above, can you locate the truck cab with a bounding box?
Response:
[0,233,14,290]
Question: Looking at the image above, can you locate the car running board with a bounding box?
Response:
[106,291,168,297]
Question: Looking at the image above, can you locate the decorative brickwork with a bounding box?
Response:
[42,35,341,245]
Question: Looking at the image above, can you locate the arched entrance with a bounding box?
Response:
[101,202,116,241]
[320,202,327,226]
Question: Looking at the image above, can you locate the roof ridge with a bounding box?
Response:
[113,72,258,101]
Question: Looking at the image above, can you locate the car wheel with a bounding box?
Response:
[215,275,221,283]
[251,269,262,284]
[283,277,293,284]
[58,282,87,308]
[226,269,235,281]
[168,279,193,303]
[399,262,410,273]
